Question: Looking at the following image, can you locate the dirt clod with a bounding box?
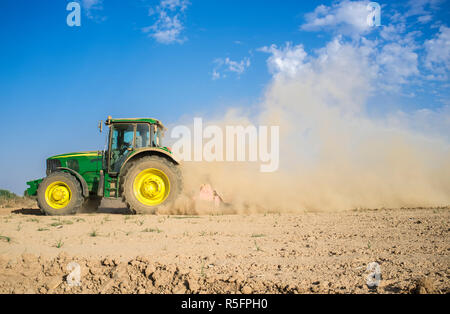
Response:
[412,277,437,294]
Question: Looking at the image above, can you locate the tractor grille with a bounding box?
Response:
[46,159,61,175]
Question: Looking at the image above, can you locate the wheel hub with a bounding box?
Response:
[134,169,170,206]
[45,182,71,209]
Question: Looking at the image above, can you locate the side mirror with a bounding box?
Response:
[98,121,103,133]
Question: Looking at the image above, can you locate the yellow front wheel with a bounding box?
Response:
[37,172,84,216]
[133,169,170,206]
[45,181,72,209]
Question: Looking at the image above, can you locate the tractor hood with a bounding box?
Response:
[26,151,104,197]
[46,151,103,176]
[48,151,100,159]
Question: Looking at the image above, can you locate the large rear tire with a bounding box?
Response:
[121,156,182,214]
[37,172,84,216]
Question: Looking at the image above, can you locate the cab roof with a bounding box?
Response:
[105,117,166,130]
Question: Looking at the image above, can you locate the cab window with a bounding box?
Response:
[135,124,150,148]
[110,124,134,172]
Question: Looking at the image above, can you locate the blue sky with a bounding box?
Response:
[0,0,449,194]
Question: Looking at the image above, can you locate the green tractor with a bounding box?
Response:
[26,116,182,215]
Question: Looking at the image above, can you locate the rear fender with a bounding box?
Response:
[119,148,179,174]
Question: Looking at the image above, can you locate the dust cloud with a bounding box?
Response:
[166,40,450,214]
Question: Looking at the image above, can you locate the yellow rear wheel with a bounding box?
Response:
[121,156,182,214]
[133,169,170,206]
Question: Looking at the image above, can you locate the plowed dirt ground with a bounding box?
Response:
[0,201,448,294]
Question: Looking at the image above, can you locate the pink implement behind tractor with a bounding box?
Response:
[195,184,224,208]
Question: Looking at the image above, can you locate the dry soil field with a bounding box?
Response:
[0,200,448,294]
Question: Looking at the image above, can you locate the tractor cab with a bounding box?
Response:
[104,116,168,174]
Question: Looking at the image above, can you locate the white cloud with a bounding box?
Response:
[259,43,308,77]
[143,0,190,44]
[387,0,442,25]
[159,0,190,12]
[212,57,251,80]
[418,14,433,24]
[298,1,449,93]
[82,0,100,9]
[379,23,406,41]
[377,43,419,85]
[424,26,450,74]
[259,38,381,110]
[212,70,221,80]
[300,0,373,38]
[404,0,442,18]
[81,0,104,20]
[259,35,423,95]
